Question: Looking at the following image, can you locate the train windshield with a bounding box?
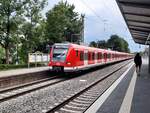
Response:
[52,45,68,62]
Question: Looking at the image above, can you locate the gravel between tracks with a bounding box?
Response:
[0,60,132,113]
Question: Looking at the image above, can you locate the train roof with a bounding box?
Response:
[54,43,130,54]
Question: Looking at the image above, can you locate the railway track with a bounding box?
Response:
[45,61,133,113]
[0,75,68,103]
[0,60,132,109]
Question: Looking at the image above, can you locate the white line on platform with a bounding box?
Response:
[118,70,137,113]
[84,63,134,113]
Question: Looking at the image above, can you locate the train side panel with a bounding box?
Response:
[49,43,133,72]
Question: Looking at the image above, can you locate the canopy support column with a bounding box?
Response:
[149,45,150,73]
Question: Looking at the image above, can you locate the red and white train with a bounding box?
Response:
[48,43,133,72]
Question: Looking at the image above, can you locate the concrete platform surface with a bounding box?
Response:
[0,66,50,78]
[85,57,150,113]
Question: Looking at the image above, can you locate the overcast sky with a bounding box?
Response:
[43,0,146,52]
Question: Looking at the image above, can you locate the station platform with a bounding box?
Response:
[85,57,150,113]
[0,66,50,78]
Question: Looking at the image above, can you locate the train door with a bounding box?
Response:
[84,50,88,66]
[101,52,103,63]
[88,51,91,64]
[104,52,107,62]
[95,51,97,64]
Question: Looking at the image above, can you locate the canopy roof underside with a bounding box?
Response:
[116,0,150,45]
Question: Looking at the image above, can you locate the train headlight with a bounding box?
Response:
[67,62,71,65]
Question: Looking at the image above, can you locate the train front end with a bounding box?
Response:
[48,43,70,72]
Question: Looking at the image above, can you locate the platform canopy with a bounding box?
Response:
[116,0,150,45]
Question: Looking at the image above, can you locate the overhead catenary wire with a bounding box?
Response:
[106,0,131,37]
[97,0,129,35]
[80,0,105,22]
[84,16,103,25]
[80,0,117,37]
[80,0,111,38]
[71,0,130,42]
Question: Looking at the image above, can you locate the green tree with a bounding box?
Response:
[89,40,107,49]
[89,41,97,47]
[0,0,26,64]
[122,38,130,52]
[33,19,51,53]
[97,40,107,49]
[90,35,130,53]
[107,35,130,52]
[19,0,47,63]
[19,20,46,63]
[22,0,47,50]
[0,47,5,63]
[45,1,83,44]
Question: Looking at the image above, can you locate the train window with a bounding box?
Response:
[53,46,68,61]
[92,53,95,60]
[115,54,118,58]
[97,52,102,60]
[97,53,100,60]
[107,53,111,58]
[88,52,91,60]
[104,53,107,59]
[96,53,97,59]
[100,53,103,59]
[112,54,114,58]
[80,51,84,61]
[76,50,78,57]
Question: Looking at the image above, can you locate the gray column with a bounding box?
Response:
[149,45,150,73]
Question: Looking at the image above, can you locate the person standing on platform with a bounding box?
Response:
[134,53,142,75]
